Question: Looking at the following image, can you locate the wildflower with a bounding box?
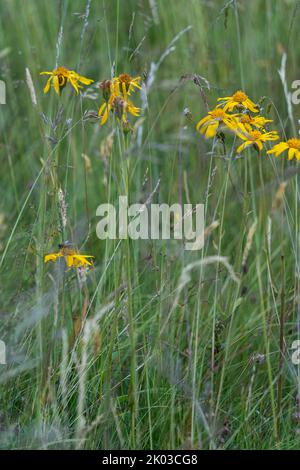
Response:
[217,90,258,113]
[98,75,140,126]
[267,138,300,161]
[196,107,239,138]
[98,92,140,126]
[238,114,273,132]
[112,73,141,97]
[236,129,279,153]
[40,66,94,95]
[44,243,93,269]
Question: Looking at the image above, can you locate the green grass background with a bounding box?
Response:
[0,0,300,449]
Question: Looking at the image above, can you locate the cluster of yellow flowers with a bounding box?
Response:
[196,90,300,160]
[98,73,141,126]
[40,66,141,127]
[40,70,300,270]
[40,66,141,269]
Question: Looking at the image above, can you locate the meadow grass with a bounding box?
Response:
[0,0,300,450]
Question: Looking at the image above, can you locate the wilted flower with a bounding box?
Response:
[40,66,94,95]
[267,138,300,160]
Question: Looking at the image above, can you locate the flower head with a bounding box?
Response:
[267,138,300,160]
[112,73,141,97]
[40,66,94,95]
[236,129,279,153]
[238,114,273,132]
[196,107,239,138]
[218,90,259,113]
[44,243,93,269]
[98,78,140,126]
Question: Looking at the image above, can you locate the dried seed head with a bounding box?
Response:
[58,188,67,231]
[77,266,88,288]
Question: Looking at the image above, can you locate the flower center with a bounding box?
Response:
[119,73,132,84]
[240,114,252,123]
[287,138,300,149]
[232,91,247,102]
[211,108,225,120]
[55,66,68,76]
[249,130,262,141]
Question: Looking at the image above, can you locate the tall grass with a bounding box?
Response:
[0,0,300,449]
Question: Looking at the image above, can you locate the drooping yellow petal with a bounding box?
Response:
[43,77,52,94]
[65,255,75,268]
[53,75,60,95]
[204,122,219,138]
[77,74,94,85]
[288,148,296,160]
[255,140,263,151]
[237,141,252,153]
[244,98,259,113]
[69,77,79,94]
[196,115,211,130]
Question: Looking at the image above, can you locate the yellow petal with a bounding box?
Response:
[205,122,219,138]
[288,148,296,160]
[244,98,258,113]
[98,102,107,117]
[77,75,94,85]
[53,75,60,95]
[65,255,75,268]
[43,77,52,94]
[196,115,211,130]
[237,141,251,153]
[44,253,62,263]
[256,140,263,151]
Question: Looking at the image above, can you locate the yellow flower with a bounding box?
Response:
[238,114,273,132]
[44,246,93,269]
[40,66,94,95]
[267,138,300,160]
[217,90,258,113]
[196,107,239,138]
[112,73,141,97]
[98,90,140,126]
[236,129,279,153]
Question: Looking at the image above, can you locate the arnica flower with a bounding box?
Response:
[217,90,258,113]
[98,81,140,126]
[236,129,279,153]
[112,73,141,97]
[44,244,93,269]
[238,114,273,133]
[40,66,94,95]
[267,138,300,160]
[196,107,239,138]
